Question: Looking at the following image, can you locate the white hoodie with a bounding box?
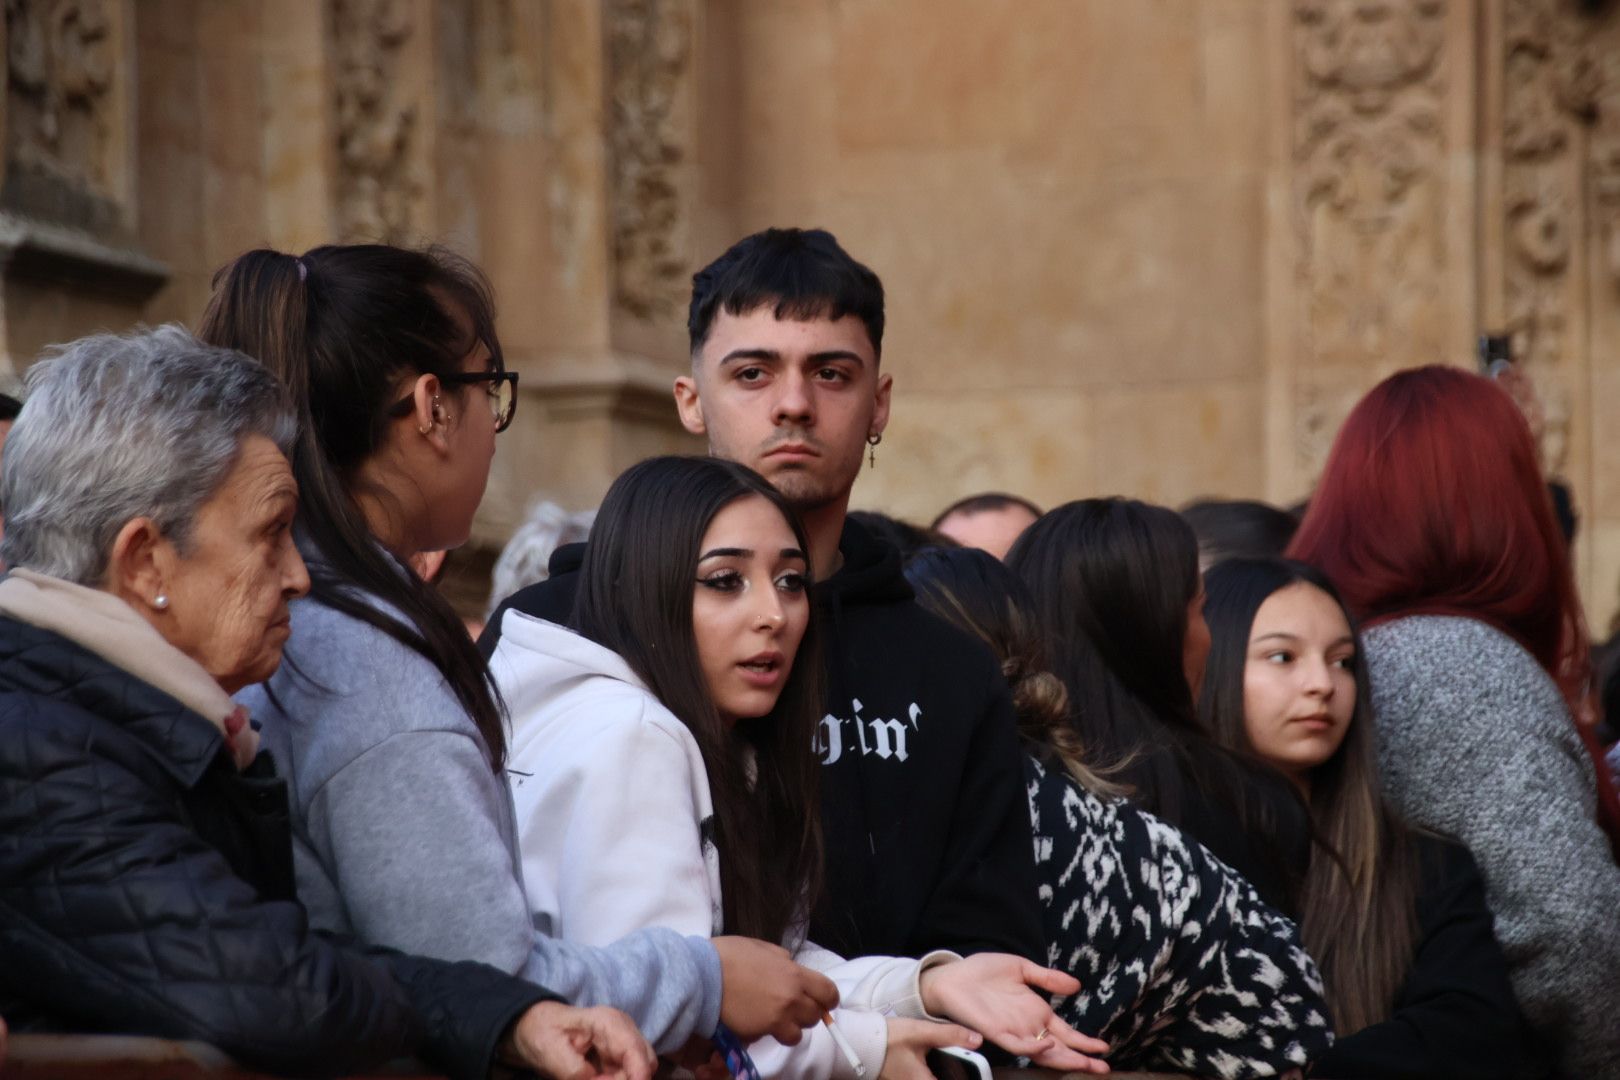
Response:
[492,611,954,1080]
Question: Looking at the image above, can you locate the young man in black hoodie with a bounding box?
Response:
[483,228,1043,965]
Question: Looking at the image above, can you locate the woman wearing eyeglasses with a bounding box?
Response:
[196,245,840,1060]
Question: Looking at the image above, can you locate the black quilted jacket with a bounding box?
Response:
[0,613,555,1078]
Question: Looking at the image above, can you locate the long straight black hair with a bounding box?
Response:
[197,244,507,769]
[1199,557,1421,1036]
[1006,497,1280,829]
[572,455,824,945]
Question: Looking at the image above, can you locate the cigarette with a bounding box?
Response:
[820,1009,866,1079]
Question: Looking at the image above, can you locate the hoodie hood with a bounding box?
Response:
[490,610,649,726]
[819,517,913,607]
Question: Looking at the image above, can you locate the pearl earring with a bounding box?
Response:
[154,594,169,611]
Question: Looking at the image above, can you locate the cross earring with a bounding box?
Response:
[866,433,882,468]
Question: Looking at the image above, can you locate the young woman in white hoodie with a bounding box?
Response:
[491,456,1111,1080]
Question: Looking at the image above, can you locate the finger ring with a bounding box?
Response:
[1035,1028,1048,1041]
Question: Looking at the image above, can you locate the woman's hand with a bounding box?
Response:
[713,935,841,1045]
[879,1017,982,1080]
[507,1001,657,1080]
[919,954,1110,1074]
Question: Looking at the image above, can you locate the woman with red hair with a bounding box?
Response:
[1290,364,1620,1078]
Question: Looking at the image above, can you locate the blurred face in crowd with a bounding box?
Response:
[675,307,891,513]
[692,494,811,725]
[1241,582,1356,790]
[133,435,310,693]
[1183,578,1212,699]
[937,504,1039,561]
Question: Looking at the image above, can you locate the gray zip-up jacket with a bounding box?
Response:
[237,591,722,1053]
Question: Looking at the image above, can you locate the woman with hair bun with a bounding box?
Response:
[1289,364,1620,1077]
[1006,498,1310,914]
[905,545,1333,1080]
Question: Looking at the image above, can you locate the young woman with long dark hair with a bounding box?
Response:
[903,546,1332,1079]
[1200,557,1528,1078]
[1287,366,1620,1077]
[198,245,837,1056]
[491,456,1112,1080]
[1005,497,1307,912]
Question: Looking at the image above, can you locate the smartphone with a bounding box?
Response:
[1478,333,1513,378]
[924,1046,992,1080]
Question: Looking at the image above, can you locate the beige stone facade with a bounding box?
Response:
[3,0,1620,626]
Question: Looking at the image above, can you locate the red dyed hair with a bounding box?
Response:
[1290,365,1588,702]
[1291,366,1620,857]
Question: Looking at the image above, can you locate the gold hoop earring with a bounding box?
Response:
[866,432,882,468]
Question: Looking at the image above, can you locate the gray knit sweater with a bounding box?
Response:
[1364,615,1620,1078]
[236,593,722,1053]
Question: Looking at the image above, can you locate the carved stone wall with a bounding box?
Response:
[3,0,124,230]
[1290,0,1451,476]
[1500,0,1620,475]
[605,0,691,322]
[0,1,1614,625]
[330,0,423,242]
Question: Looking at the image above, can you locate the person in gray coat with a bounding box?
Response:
[1290,365,1620,1078]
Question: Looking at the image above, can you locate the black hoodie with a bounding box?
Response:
[482,517,1045,963]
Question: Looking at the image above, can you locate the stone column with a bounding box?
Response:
[1485,0,1620,631]
[1267,0,1477,501]
[472,0,700,549]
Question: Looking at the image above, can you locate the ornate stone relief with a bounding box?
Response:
[606,0,690,321]
[4,0,115,197]
[1291,0,1449,472]
[331,0,422,241]
[1502,0,1620,474]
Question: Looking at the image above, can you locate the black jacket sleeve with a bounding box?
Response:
[381,953,558,1080]
[0,698,551,1079]
[910,663,1046,960]
[1312,838,1533,1080]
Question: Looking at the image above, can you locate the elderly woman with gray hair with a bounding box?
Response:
[0,325,654,1080]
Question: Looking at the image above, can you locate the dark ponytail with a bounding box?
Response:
[197,244,507,770]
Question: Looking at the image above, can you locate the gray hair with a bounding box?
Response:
[486,500,596,618]
[0,324,297,585]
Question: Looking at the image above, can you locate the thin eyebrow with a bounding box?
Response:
[699,547,752,560]
[1253,631,1356,650]
[780,548,807,562]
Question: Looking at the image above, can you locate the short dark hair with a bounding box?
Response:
[0,393,21,422]
[688,228,885,357]
[1179,498,1299,566]
[931,492,1042,530]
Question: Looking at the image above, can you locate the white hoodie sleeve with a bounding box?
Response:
[515,698,718,945]
[747,946,960,1080]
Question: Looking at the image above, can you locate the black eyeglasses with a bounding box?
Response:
[388,370,520,433]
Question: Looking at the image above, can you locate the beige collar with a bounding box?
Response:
[0,568,258,769]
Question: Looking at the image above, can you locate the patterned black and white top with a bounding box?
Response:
[1027,755,1334,1078]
